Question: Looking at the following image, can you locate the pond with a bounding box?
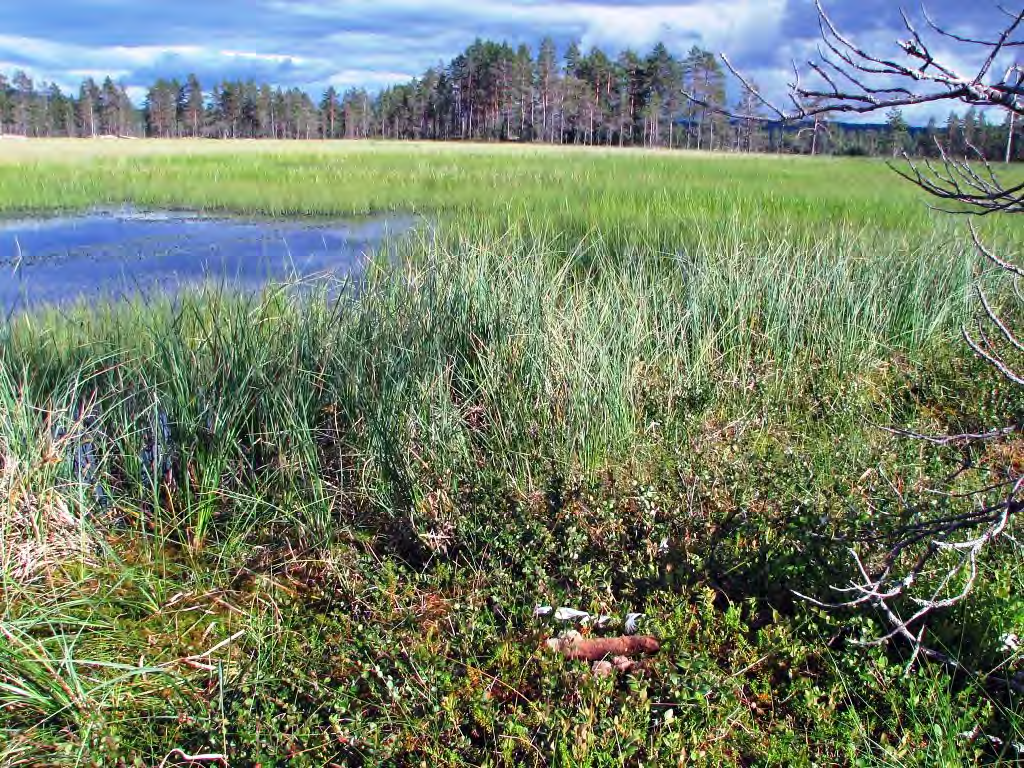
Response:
[0,208,412,316]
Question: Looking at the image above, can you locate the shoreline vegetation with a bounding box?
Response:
[1,141,1023,765]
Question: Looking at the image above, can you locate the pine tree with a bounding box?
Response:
[145,79,180,138]
[99,77,122,135]
[536,38,558,143]
[561,42,584,143]
[0,74,10,135]
[734,83,766,152]
[945,111,963,155]
[885,106,910,157]
[183,75,204,138]
[645,43,678,148]
[615,50,643,146]
[12,71,33,135]
[46,83,74,137]
[78,78,99,137]
[320,86,340,139]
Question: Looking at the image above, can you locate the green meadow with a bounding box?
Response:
[1,140,1022,765]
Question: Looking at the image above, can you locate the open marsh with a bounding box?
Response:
[1,140,1022,766]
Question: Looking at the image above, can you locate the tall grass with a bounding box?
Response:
[1,142,1021,764]
[1,216,985,501]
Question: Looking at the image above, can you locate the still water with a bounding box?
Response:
[0,208,410,315]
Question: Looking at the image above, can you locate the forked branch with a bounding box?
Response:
[684,1,1024,122]
[689,0,1024,668]
[801,226,1024,665]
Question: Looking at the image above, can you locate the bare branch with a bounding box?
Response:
[801,227,1024,666]
[698,0,1024,672]
[975,10,1024,84]
[923,4,1024,48]
[888,146,1024,216]
[971,221,1024,278]
[964,323,1024,386]
[880,425,1020,446]
[683,0,1024,140]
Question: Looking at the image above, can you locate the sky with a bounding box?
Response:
[0,0,1013,123]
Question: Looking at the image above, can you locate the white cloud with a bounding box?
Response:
[328,69,414,88]
[0,35,201,69]
[218,50,307,64]
[565,0,787,53]
[0,33,325,94]
[0,0,792,105]
[278,0,788,57]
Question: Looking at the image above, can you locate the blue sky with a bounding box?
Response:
[0,1,1011,122]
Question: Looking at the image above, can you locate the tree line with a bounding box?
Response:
[0,38,1018,159]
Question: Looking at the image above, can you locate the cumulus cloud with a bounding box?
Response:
[277,0,787,55]
[0,0,1011,124]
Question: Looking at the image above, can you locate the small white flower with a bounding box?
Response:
[1000,633,1020,653]
[960,726,982,741]
[961,727,1023,753]
[625,613,643,635]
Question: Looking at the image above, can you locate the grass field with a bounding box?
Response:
[1,140,1023,765]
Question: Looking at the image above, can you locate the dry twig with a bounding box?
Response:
[689,1,1024,667]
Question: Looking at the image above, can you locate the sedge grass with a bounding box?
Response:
[0,141,1022,764]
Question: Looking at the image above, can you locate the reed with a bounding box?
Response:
[1,141,1021,765]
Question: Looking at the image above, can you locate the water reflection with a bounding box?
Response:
[0,208,411,315]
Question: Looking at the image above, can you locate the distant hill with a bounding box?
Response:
[675,117,930,135]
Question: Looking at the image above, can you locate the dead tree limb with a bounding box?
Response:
[685,1,1024,122]
[690,1,1024,667]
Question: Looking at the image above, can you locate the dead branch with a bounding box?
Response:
[684,1,1024,122]
[683,2,1024,212]
[685,0,1024,671]
[798,475,1022,667]
[880,424,1020,446]
[799,224,1024,665]
[889,142,1024,215]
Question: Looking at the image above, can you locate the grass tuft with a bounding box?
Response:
[1,141,1022,764]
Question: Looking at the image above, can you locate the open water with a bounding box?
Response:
[0,208,410,315]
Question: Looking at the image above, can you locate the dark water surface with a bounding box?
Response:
[0,208,411,315]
